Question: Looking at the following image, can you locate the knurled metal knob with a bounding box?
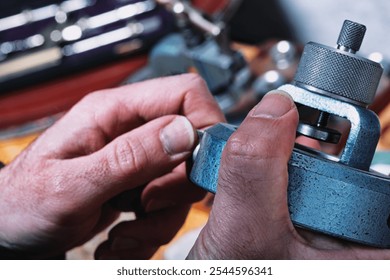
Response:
[337,20,366,53]
[293,20,383,106]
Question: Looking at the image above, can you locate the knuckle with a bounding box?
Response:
[182,73,207,91]
[225,133,257,160]
[78,90,117,114]
[35,163,80,216]
[43,164,78,200]
[225,129,282,162]
[79,90,105,105]
[221,131,286,185]
[182,72,203,83]
[110,137,149,178]
[71,91,107,117]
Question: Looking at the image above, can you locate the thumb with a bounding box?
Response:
[65,115,197,204]
[189,91,299,259]
[218,91,298,205]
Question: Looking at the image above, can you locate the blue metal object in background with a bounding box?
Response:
[126,0,250,113]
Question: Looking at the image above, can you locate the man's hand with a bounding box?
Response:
[0,74,224,259]
[188,91,390,259]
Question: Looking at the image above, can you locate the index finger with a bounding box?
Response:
[71,73,225,137]
[39,74,225,158]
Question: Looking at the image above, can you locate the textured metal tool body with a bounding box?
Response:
[189,20,390,248]
[294,43,382,106]
[190,88,390,248]
[294,20,382,106]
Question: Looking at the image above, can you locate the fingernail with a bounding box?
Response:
[160,116,195,155]
[252,91,294,118]
[146,199,175,212]
[111,237,139,251]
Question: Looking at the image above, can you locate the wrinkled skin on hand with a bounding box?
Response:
[188,91,390,260]
[0,74,225,259]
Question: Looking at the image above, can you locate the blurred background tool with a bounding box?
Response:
[0,0,175,93]
[125,0,250,115]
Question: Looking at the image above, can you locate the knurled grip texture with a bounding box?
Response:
[294,42,383,105]
[337,20,366,52]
